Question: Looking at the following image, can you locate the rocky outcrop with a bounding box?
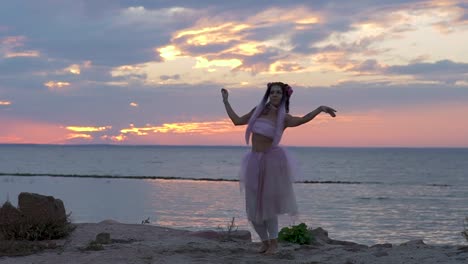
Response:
[18,192,66,224]
[0,193,70,240]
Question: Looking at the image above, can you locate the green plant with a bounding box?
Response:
[0,215,75,241]
[0,201,75,256]
[278,223,314,245]
[83,240,104,251]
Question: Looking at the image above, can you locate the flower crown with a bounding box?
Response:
[267,82,293,97]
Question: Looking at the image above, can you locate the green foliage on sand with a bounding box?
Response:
[278,223,314,245]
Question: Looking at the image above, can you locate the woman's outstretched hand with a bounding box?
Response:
[320,106,337,117]
[221,88,229,102]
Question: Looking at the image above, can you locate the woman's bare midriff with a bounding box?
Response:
[251,133,274,152]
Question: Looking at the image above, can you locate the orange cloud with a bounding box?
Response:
[64,64,81,75]
[5,50,40,58]
[1,36,25,46]
[65,126,111,132]
[1,103,466,147]
[121,119,243,136]
[101,134,127,142]
[0,101,12,106]
[1,36,41,59]
[174,23,247,44]
[194,57,242,70]
[44,81,71,89]
[66,133,92,140]
[158,45,182,60]
[154,6,322,74]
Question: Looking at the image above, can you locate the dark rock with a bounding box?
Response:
[371,243,393,249]
[96,232,111,244]
[330,239,367,248]
[457,246,468,254]
[309,227,367,248]
[400,239,426,247]
[343,244,368,252]
[373,251,389,257]
[189,230,220,240]
[18,193,66,223]
[225,230,251,241]
[309,227,332,244]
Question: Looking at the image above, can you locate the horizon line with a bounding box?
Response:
[0,143,467,149]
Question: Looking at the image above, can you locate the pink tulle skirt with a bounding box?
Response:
[239,146,299,224]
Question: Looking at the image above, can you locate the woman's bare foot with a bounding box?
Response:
[258,241,269,253]
[264,239,278,255]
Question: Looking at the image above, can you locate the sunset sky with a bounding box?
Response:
[1,0,467,147]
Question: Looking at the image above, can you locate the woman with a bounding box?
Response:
[221,82,336,254]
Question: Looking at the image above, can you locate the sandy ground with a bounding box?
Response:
[0,221,467,264]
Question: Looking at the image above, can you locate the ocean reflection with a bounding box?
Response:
[0,176,466,245]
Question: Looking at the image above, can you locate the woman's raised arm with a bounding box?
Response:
[221,88,254,126]
[285,106,337,128]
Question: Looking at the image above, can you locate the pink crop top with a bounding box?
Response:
[251,118,276,139]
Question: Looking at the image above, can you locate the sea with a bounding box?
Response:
[0,144,467,245]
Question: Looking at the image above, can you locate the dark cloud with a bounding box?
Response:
[351,59,384,73]
[0,56,66,77]
[386,60,468,75]
[0,1,198,67]
[289,82,468,114]
[385,60,468,84]
[160,74,180,81]
[233,49,285,73]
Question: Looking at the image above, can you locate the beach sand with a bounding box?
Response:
[0,221,467,264]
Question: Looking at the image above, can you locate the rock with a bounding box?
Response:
[18,193,66,223]
[371,243,393,249]
[309,227,367,248]
[190,230,220,240]
[96,232,111,244]
[400,239,426,247]
[224,230,251,241]
[330,239,367,248]
[373,251,389,257]
[342,244,368,252]
[309,227,332,244]
[457,246,468,253]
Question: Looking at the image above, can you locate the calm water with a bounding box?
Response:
[0,144,467,245]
